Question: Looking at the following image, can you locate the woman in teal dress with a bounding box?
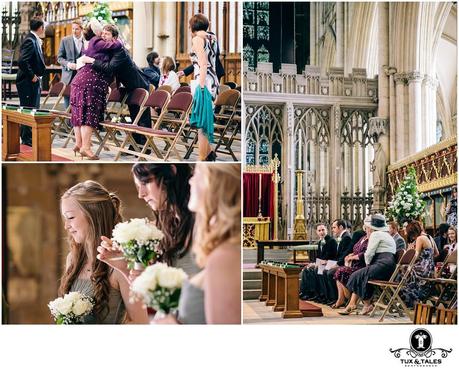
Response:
[58,180,148,324]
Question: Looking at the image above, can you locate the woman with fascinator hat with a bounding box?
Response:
[339,214,397,315]
[70,18,122,160]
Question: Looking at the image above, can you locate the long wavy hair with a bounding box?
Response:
[58,180,123,320]
[131,164,195,265]
[192,163,241,268]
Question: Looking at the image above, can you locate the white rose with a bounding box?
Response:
[56,298,73,315]
[72,299,92,316]
[157,267,187,289]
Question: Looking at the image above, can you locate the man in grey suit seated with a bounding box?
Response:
[57,19,84,108]
[388,221,406,252]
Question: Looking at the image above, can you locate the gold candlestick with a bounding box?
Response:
[257,173,263,218]
[293,170,307,240]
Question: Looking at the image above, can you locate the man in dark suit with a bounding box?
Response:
[317,219,353,304]
[57,19,84,108]
[299,223,337,300]
[83,24,151,145]
[16,18,46,146]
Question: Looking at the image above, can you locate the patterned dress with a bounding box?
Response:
[334,236,369,285]
[70,37,122,128]
[190,33,219,100]
[400,247,435,308]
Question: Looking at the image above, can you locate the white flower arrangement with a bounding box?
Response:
[112,218,164,270]
[131,263,188,314]
[387,167,425,224]
[48,292,94,324]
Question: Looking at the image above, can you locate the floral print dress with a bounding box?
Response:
[400,247,435,308]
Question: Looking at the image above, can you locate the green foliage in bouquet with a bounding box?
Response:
[122,239,160,269]
[149,287,182,314]
[387,167,426,224]
[87,3,116,24]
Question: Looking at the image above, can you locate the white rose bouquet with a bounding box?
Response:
[48,292,94,324]
[112,218,164,270]
[131,263,188,315]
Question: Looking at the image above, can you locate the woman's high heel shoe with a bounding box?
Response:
[338,305,359,316]
[205,150,217,161]
[361,304,374,316]
[72,146,81,157]
[80,149,100,160]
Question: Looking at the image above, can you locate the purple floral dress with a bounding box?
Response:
[334,236,369,285]
[70,37,122,128]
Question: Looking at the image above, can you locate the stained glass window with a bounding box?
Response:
[243,2,271,71]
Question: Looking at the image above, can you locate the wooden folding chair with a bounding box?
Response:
[369,249,418,322]
[183,89,241,160]
[218,84,231,94]
[174,85,191,95]
[41,81,65,110]
[434,303,458,324]
[104,87,128,121]
[413,301,435,324]
[214,89,241,160]
[157,85,173,94]
[132,92,193,161]
[98,90,171,160]
[422,249,457,307]
[96,88,149,158]
[51,84,74,143]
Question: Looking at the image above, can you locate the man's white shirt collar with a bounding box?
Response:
[31,31,43,47]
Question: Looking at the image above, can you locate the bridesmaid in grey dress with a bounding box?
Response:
[97,164,200,289]
[58,180,148,324]
[160,163,240,325]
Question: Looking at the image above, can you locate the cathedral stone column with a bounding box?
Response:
[336,2,344,68]
[394,73,406,161]
[387,66,397,164]
[310,3,316,65]
[368,117,389,213]
[329,104,342,221]
[423,75,438,147]
[407,71,423,155]
[285,102,295,237]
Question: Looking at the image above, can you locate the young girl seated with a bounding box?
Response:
[159,56,180,93]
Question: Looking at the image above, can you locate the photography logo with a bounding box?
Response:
[390,329,452,367]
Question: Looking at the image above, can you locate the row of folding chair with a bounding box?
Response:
[369,248,457,322]
[369,249,417,322]
[96,88,194,161]
[183,88,241,160]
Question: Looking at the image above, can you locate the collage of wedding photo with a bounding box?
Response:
[0,1,458,368]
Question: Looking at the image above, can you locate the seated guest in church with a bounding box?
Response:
[332,218,370,308]
[159,56,180,93]
[399,220,437,308]
[16,17,46,146]
[434,223,451,262]
[345,219,353,235]
[446,226,457,254]
[388,221,406,252]
[318,219,353,304]
[142,51,161,90]
[339,214,396,315]
[299,223,337,300]
[446,188,457,227]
